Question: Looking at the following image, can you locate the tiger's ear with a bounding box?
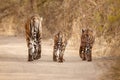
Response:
[82,29,84,33]
[40,17,43,21]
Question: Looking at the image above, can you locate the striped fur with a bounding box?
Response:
[25,15,43,61]
[79,28,95,61]
[53,31,67,62]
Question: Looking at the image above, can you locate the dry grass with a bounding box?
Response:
[0,0,120,38]
[100,57,120,80]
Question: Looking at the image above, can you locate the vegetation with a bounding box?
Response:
[101,57,120,80]
[0,0,120,38]
[0,0,120,79]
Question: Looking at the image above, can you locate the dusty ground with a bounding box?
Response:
[0,36,104,80]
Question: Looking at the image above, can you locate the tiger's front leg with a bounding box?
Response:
[58,45,66,62]
[86,48,92,62]
[28,49,34,61]
[53,45,58,61]
[35,40,41,60]
[37,44,41,59]
[28,41,35,61]
[79,46,86,61]
[58,50,64,62]
[79,46,83,58]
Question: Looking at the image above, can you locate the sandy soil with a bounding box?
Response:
[0,36,103,80]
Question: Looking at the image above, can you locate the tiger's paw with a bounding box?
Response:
[53,58,57,62]
[28,59,34,61]
[35,54,41,60]
[87,59,92,62]
[58,58,65,63]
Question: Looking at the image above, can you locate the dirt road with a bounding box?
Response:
[0,36,102,80]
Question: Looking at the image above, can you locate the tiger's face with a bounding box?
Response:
[30,16,42,28]
[32,16,41,24]
[81,28,94,43]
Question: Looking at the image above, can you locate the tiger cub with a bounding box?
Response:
[79,28,95,61]
[53,31,67,62]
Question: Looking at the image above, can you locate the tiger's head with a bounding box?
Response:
[82,28,93,40]
[30,15,43,28]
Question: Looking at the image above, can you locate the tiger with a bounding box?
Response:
[25,14,43,61]
[79,28,95,61]
[53,31,67,62]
